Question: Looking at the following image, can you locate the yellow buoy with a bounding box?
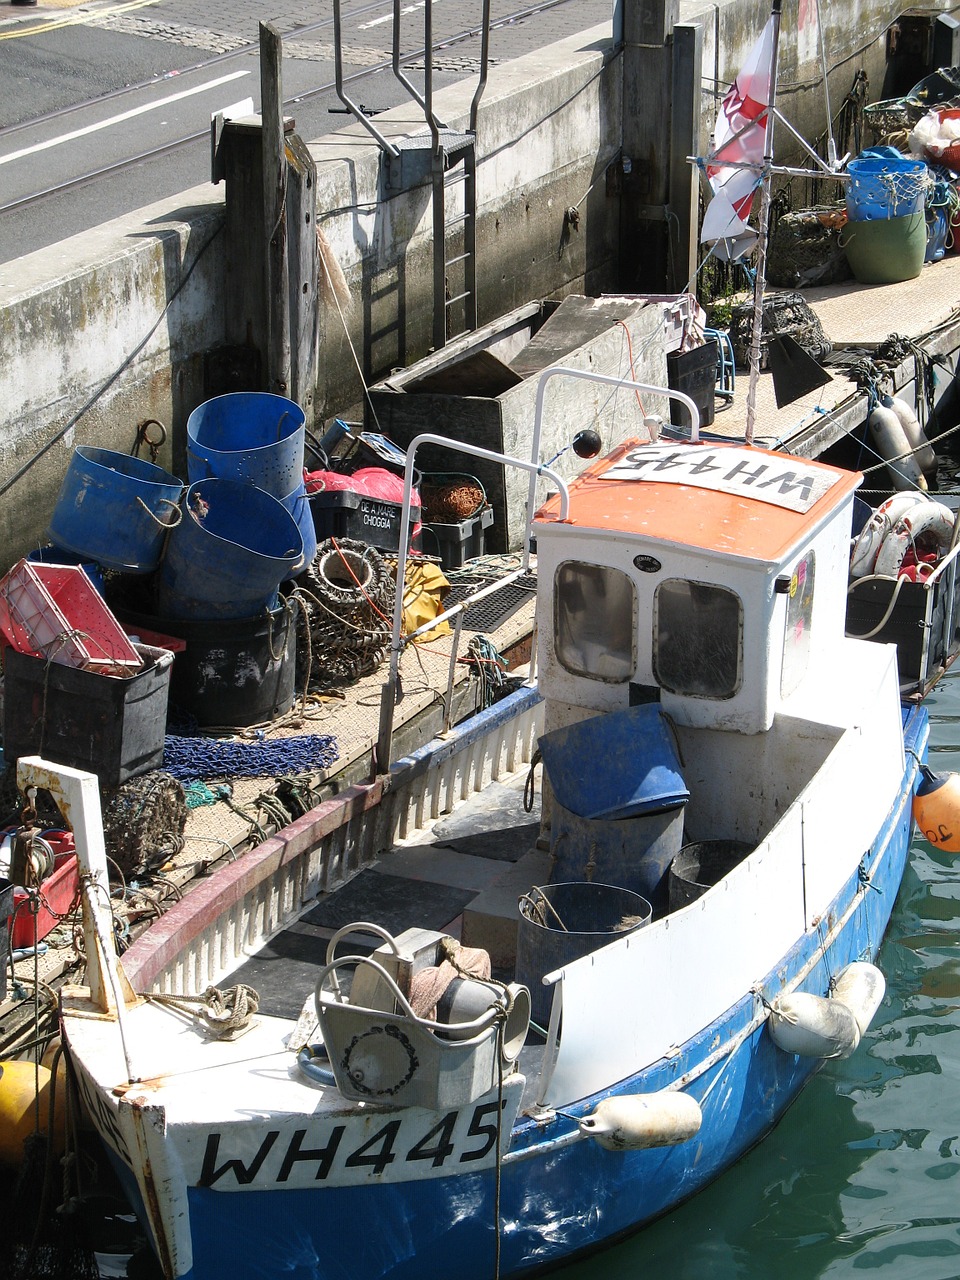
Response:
[913,765,960,853]
[0,1061,66,1168]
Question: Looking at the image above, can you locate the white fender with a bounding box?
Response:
[832,962,886,1038]
[873,499,955,577]
[768,991,861,1059]
[882,394,937,477]
[850,492,929,578]
[868,404,927,491]
[579,1091,703,1150]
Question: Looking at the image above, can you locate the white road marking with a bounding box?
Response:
[0,70,249,167]
[358,2,425,31]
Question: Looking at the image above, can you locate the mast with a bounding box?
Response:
[744,0,783,447]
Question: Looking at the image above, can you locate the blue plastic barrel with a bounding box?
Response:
[280,480,317,576]
[186,393,305,497]
[47,447,183,574]
[537,703,689,820]
[845,149,928,221]
[158,478,304,620]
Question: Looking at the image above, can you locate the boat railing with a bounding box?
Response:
[375,366,703,771]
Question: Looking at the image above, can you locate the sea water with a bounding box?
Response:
[566,672,960,1280]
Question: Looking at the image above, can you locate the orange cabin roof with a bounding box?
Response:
[534,439,861,564]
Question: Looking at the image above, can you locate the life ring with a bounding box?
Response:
[850,491,929,579]
[873,498,955,577]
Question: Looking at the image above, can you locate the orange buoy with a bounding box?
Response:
[0,1060,67,1168]
[913,764,960,852]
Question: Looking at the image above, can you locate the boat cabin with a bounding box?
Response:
[534,440,862,736]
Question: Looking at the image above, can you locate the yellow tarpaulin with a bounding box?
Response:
[403,561,451,641]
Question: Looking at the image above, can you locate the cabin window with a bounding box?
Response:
[781,551,815,697]
[554,562,636,682]
[653,579,742,698]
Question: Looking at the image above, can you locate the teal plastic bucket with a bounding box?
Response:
[842,212,926,284]
[186,392,305,497]
[158,478,304,620]
[47,446,183,574]
[280,480,317,576]
[845,151,928,221]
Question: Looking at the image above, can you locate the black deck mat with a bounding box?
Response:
[439,820,540,862]
[443,573,537,633]
[301,869,474,935]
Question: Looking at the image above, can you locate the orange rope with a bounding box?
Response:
[616,319,647,416]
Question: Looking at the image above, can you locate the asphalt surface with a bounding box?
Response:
[0,0,616,267]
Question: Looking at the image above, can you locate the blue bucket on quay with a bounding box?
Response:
[186,392,306,497]
[845,147,928,221]
[280,480,317,574]
[158,477,304,620]
[47,446,183,574]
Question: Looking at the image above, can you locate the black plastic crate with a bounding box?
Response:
[2,645,171,787]
[309,489,416,552]
[423,506,494,570]
[667,341,717,429]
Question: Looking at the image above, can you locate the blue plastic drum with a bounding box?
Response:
[158,478,304,620]
[47,447,183,574]
[186,393,306,497]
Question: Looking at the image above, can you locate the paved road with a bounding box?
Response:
[0,0,614,267]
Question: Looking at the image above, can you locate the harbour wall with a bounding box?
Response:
[0,0,948,559]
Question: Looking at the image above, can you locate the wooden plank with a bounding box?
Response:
[260,22,291,397]
[286,132,319,417]
[510,294,645,377]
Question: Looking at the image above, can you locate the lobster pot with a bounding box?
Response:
[517,882,651,1028]
[549,801,685,914]
[47,447,183,574]
[186,392,305,497]
[158,478,303,620]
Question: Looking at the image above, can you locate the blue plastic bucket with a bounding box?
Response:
[537,703,689,820]
[280,480,317,576]
[27,546,106,595]
[845,150,928,221]
[158,478,304,620]
[186,393,305,497]
[47,447,183,574]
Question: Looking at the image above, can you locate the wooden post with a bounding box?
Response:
[619,0,679,291]
[221,119,267,370]
[669,23,703,293]
[260,22,291,398]
[285,133,319,418]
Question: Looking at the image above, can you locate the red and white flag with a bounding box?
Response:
[701,16,776,245]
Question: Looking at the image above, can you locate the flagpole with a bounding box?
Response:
[744,0,783,447]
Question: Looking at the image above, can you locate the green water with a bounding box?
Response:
[565,675,960,1280]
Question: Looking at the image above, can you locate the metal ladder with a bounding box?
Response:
[332,0,491,349]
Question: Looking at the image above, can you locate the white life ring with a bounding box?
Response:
[850,491,929,579]
[873,498,955,577]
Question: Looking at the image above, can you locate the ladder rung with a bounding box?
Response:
[445,252,471,268]
[446,213,471,229]
[444,169,471,187]
[445,290,472,308]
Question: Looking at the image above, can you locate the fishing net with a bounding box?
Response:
[863,95,928,144]
[419,478,485,522]
[767,206,852,288]
[729,291,833,371]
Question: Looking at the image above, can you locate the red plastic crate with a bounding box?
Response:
[0,558,140,676]
[7,851,80,949]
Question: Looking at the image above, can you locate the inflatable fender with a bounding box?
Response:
[882,394,937,477]
[768,991,861,1059]
[873,499,954,577]
[832,962,886,1038]
[579,1091,703,1150]
[850,491,929,578]
[868,404,927,491]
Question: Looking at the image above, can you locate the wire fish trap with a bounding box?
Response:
[298,537,396,687]
[729,291,833,371]
[767,206,852,289]
[863,96,928,143]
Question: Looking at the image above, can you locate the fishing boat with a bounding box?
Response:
[23,359,936,1280]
